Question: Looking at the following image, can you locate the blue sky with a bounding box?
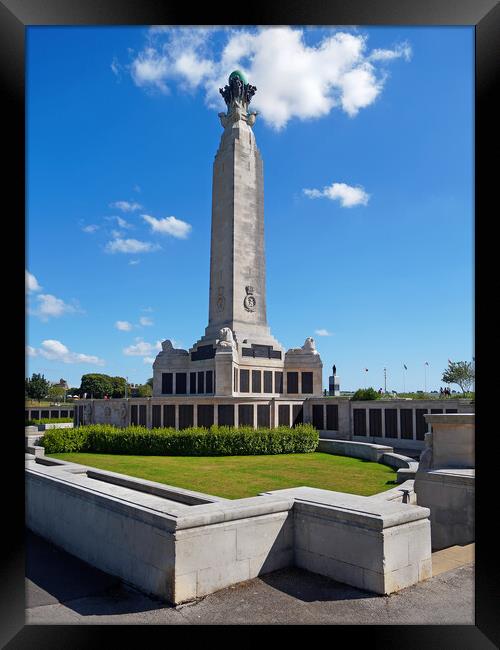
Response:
[26,26,474,391]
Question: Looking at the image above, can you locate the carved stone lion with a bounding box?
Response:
[302,337,317,353]
[217,327,236,349]
[161,339,174,352]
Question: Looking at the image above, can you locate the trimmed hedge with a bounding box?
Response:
[41,423,319,456]
[25,417,74,425]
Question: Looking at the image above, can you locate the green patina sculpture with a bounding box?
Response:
[219,70,257,109]
[229,69,248,84]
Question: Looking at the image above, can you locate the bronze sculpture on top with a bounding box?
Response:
[218,70,259,128]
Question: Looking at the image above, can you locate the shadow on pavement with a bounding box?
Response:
[25,529,168,617]
[258,567,379,603]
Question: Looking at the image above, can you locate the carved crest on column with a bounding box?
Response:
[244,285,256,312]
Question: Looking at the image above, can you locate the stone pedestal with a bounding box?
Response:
[414,413,475,550]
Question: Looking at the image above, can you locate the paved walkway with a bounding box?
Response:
[25,530,474,625]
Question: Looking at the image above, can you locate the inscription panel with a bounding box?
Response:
[278,404,290,427]
[163,405,175,428]
[326,404,338,431]
[353,409,367,436]
[287,372,299,394]
[400,409,413,439]
[292,404,303,426]
[238,404,254,427]
[131,404,138,426]
[175,373,187,395]
[218,404,235,426]
[179,405,194,429]
[152,405,161,428]
[198,404,214,428]
[240,369,250,393]
[162,373,173,395]
[312,404,324,430]
[252,370,262,393]
[301,372,313,394]
[369,409,382,437]
[257,404,270,428]
[416,409,428,440]
[385,409,397,438]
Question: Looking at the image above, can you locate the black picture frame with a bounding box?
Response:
[4,0,497,645]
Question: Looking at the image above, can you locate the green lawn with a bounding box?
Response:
[47,452,397,499]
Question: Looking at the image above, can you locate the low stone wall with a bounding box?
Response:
[414,413,475,550]
[370,480,417,504]
[317,439,417,484]
[26,456,432,602]
[317,439,393,462]
[25,422,73,432]
[414,469,474,550]
[264,487,431,594]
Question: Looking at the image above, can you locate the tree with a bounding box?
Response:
[146,377,154,388]
[48,384,66,403]
[80,374,114,399]
[351,387,381,401]
[26,373,50,402]
[442,361,475,395]
[110,376,127,398]
[135,383,152,398]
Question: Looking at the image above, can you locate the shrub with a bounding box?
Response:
[41,423,319,456]
[351,387,381,401]
[41,426,92,453]
[25,417,73,425]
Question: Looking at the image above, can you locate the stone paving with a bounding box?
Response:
[25,530,474,625]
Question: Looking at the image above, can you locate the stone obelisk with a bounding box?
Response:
[200,70,282,350]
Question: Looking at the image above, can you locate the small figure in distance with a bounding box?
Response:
[378,387,383,395]
[440,387,444,397]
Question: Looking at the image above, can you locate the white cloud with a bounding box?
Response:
[82,224,99,233]
[369,42,412,62]
[143,356,156,364]
[26,270,42,293]
[105,237,160,254]
[109,201,142,212]
[304,181,370,207]
[32,294,80,321]
[106,215,133,229]
[115,320,133,331]
[131,48,170,93]
[142,214,192,239]
[315,328,333,337]
[30,339,104,365]
[111,56,122,77]
[123,339,162,356]
[139,316,153,326]
[26,345,38,357]
[126,27,411,129]
[129,259,140,265]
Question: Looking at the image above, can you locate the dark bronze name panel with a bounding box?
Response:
[241,345,282,359]
[191,345,216,361]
